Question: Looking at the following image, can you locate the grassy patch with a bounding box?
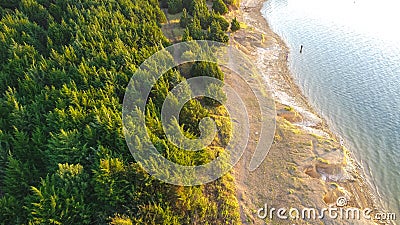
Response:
[166,12,182,24]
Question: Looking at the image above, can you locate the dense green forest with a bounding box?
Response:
[0,0,241,224]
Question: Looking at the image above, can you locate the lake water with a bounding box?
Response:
[261,0,400,213]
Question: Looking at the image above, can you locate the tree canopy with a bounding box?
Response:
[212,0,228,15]
[0,0,240,224]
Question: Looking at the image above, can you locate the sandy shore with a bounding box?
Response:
[226,0,384,224]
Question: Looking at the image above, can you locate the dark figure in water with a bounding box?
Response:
[300,45,303,53]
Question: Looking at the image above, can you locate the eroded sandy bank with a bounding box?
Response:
[227,0,383,224]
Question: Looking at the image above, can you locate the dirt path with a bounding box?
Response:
[224,69,263,224]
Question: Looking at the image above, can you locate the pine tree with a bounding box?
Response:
[0,0,20,9]
[190,0,210,28]
[160,0,169,8]
[212,0,228,15]
[0,195,23,224]
[182,0,191,10]
[110,214,133,225]
[182,27,193,41]
[28,163,91,224]
[180,8,191,28]
[188,15,204,40]
[205,82,227,106]
[168,0,183,14]
[207,20,229,43]
[190,61,224,81]
[231,17,240,32]
[20,0,50,29]
[210,12,229,31]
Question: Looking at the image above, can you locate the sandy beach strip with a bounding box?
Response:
[226,0,384,224]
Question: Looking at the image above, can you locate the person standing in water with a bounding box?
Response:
[300,45,303,53]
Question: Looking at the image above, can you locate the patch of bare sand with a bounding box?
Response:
[226,0,382,224]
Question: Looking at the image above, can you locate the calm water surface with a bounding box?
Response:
[262,0,400,213]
